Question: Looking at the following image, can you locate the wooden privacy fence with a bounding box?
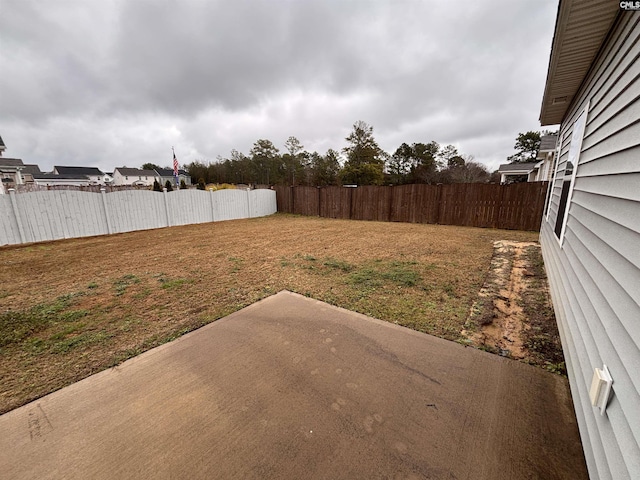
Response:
[275,182,548,231]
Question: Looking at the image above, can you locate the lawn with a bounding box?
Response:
[0,214,539,414]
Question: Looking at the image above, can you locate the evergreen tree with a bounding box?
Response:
[250,139,281,185]
[340,121,386,185]
[507,131,542,163]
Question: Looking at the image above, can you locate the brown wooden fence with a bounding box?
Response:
[275,182,548,231]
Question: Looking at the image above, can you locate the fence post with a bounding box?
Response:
[349,187,354,220]
[246,189,252,218]
[100,187,113,234]
[163,188,171,227]
[291,186,295,214]
[495,185,506,229]
[434,184,442,224]
[210,189,216,222]
[8,188,26,243]
[388,185,393,222]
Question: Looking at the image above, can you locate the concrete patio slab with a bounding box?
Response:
[0,291,587,479]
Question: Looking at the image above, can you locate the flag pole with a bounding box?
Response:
[172,146,179,188]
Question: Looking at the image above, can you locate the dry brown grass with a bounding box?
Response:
[0,214,539,413]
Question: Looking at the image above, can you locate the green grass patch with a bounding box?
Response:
[113,274,140,296]
[228,256,243,273]
[0,311,50,348]
[348,261,421,288]
[0,294,85,348]
[51,331,113,354]
[322,258,354,272]
[160,278,189,290]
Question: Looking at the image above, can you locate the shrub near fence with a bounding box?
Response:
[0,188,277,246]
[275,182,548,232]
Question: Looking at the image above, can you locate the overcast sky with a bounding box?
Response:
[0,0,559,175]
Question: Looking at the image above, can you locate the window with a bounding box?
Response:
[544,138,563,221]
[553,103,588,244]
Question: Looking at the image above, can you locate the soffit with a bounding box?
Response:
[539,0,620,125]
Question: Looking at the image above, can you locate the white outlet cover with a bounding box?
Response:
[589,365,613,415]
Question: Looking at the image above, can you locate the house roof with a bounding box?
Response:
[155,168,189,177]
[0,158,25,167]
[539,134,558,152]
[22,164,43,175]
[54,166,104,176]
[115,167,157,176]
[0,135,5,148]
[539,0,620,125]
[33,173,89,180]
[497,162,539,174]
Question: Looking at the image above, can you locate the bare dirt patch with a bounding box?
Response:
[463,241,565,374]
[0,214,541,413]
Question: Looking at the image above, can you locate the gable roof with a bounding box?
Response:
[497,162,539,173]
[539,0,620,125]
[0,158,24,167]
[54,166,104,176]
[539,134,558,152]
[22,164,43,175]
[114,167,157,176]
[155,168,189,177]
[0,135,5,148]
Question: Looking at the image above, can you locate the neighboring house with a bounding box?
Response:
[32,173,91,187]
[497,162,540,184]
[154,168,191,187]
[53,166,112,185]
[498,135,558,184]
[112,167,156,186]
[539,3,639,480]
[21,164,42,184]
[0,158,26,193]
[534,134,558,182]
[0,139,41,193]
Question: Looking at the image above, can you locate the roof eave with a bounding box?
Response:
[539,0,620,126]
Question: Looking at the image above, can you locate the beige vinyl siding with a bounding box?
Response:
[541,11,640,480]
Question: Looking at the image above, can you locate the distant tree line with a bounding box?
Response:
[183,121,493,187]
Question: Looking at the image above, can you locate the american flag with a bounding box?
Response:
[172,149,179,185]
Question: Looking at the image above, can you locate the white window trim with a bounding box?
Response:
[558,102,589,247]
[546,152,560,222]
[546,129,568,223]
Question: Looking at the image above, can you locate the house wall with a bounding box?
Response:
[33,178,90,187]
[156,174,191,187]
[540,13,640,480]
[112,171,154,186]
[0,188,277,245]
[111,171,125,185]
[535,152,556,182]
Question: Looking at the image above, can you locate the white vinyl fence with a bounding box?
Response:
[0,188,277,246]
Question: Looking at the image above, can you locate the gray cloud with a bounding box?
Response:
[0,0,558,173]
